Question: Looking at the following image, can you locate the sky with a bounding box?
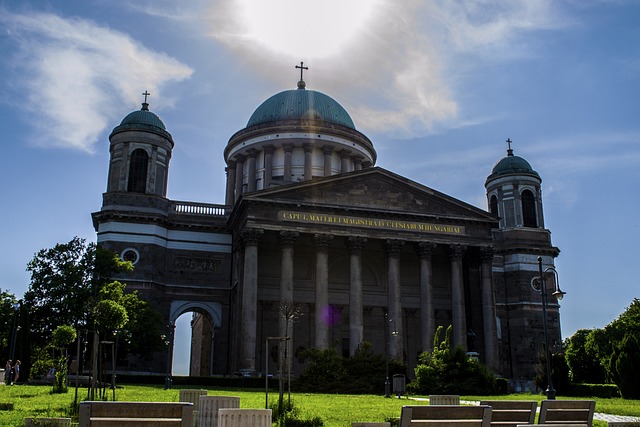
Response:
[1,0,639,376]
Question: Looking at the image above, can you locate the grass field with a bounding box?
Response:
[0,384,638,427]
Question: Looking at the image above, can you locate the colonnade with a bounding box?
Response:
[238,228,498,372]
[225,145,373,205]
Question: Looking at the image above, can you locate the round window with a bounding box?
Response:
[121,248,139,265]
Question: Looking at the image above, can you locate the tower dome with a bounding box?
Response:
[487,149,539,181]
[112,102,168,135]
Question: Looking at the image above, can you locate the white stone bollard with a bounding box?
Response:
[218,408,271,427]
[25,418,72,427]
[429,395,460,405]
[180,389,208,426]
[198,396,240,427]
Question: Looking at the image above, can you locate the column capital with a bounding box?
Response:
[384,239,404,257]
[241,228,263,246]
[263,144,275,155]
[278,230,299,246]
[338,149,350,159]
[234,154,246,163]
[322,145,334,155]
[479,246,494,262]
[347,236,367,251]
[416,241,437,259]
[313,233,333,249]
[303,143,313,153]
[282,142,294,153]
[448,244,467,260]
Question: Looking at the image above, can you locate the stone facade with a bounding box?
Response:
[92,85,561,381]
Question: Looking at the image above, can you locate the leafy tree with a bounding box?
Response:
[51,325,77,393]
[565,329,606,383]
[0,290,19,359]
[295,348,346,392]
[534,350,570,395]
[609,333,640,399]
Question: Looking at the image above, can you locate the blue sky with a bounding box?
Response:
[1,0,638,375]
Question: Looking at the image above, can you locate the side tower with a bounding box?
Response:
[485,139,561,385]
[106,94,173,196]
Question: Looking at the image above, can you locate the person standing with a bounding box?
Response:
[4,360,11,385]
[12,360,20,384]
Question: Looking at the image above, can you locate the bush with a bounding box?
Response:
[411,325,496,395]
[566,383,620,398]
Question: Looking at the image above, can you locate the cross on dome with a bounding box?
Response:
[506,138,514,156]
[295,61,308,89]
[141,90,151,111]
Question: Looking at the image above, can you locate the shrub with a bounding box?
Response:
[411,325,496,395]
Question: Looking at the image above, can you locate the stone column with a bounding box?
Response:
[323,145,333,177]
[234,155,245,202]
[303,143,313,181]
[417,242,436,352]
[339,150,350,173]
[149,146,158,194]
[278,231,298,338]
[385,239,404,360]
[225,161,236,206]
[246,149,257,192]
[354,156,363,171]
[347,236,366,355]
[263,145,274,189]
[314,234,333,349]
[283,143,293,182]
[240,228,262,370]
[449,244,467,349]
[480,246,498,370]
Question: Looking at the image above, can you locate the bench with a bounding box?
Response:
[480,400,537,427]
[400,405,492,427]
[78,401,194,426]
[538,400,596,427]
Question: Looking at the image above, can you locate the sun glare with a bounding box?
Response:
[237,0,379,58]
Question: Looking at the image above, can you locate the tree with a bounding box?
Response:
[564,329,606,383]
[0,290,19,359]
[609,333,640,399]
[51,325,77,393]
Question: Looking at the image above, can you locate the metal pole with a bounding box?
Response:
[538,257,556,400]
[265,338,269,409]
[384,313,390,398]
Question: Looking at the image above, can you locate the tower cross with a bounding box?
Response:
[506,138,512,151]
[142,90,151,103]
[295,62,308,81]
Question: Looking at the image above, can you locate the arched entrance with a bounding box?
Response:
[168,301,222,376]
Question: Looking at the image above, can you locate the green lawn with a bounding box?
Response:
[0,384,638,427]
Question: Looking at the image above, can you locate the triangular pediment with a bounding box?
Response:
[240,167,495,223]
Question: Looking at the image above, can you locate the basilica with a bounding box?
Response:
[92,69,562,384]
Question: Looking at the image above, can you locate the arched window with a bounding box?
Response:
[521,189,537,228]
[489,195,499,216]
[128,149,148,193]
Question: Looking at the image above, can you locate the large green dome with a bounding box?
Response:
[115,103,166,131]
[247,88,356,130]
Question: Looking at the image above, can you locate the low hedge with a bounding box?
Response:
[566,383,620,398]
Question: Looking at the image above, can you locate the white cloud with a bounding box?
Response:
[1,11,193,152]
[200,0,566,136]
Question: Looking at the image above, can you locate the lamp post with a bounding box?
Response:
[161,322,174,390]
[531,256,566,400]
[384,314,398,398]
[9,301,21,364]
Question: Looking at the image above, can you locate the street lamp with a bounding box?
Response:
[531,256,566,400]
[384,314,398,398]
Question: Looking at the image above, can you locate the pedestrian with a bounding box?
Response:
[4,360,11,385]
[13,360,20,384]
